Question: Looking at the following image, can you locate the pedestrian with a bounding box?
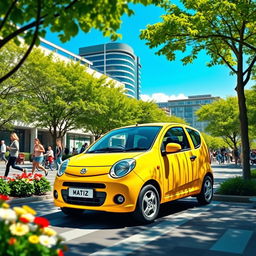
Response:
[0,140,8,164]
[55,138,63,170]
[31,138,48,176]
[45,146,54,171]
[79,142,88,153]
[4,132,27,177]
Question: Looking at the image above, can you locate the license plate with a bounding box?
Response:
[68,188,93,198]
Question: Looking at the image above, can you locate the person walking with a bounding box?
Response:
[45,146,54,171]
[31,138,48,176]
[55,138,63,170]
[4,133,26,177]
[0,140,8,164]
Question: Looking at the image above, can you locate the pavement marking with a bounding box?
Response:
[89,202,220,256]
[60,228,99,241]
[210,228,253,254]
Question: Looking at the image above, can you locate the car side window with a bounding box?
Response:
[186,128,201,148]
[161,127,190,151]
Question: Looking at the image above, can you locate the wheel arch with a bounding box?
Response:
[141,179,162,202]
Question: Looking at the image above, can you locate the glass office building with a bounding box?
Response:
[158,95,220,132]
[79,43,141,99]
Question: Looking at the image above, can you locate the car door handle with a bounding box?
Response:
[190,155,197,161]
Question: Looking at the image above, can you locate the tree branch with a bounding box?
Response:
[243,55,256,85]
[0,0,78,50]
[0,0,18,32]
[0,0,42,84]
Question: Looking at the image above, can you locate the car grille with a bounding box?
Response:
[61,187,106,206]
[63,182,106,189]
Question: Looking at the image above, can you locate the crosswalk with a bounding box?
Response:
[19,199,255,256]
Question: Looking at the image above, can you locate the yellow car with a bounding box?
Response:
[53,123,213,223]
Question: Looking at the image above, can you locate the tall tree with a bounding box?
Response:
[23,49,99,146]
[0,42,31,130]
[141,0,256,179]
[0,0,162,83]
[196,97,240,150]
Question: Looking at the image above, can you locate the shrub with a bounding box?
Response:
[251,169,256,179]
[8,177,35,197]
[33,174,51,195]
[0,179,11,196]
[0,195,66,255]
[217,176,256,196]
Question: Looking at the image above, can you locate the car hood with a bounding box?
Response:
[65,152,143,177]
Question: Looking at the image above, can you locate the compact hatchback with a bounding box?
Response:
[53,123,213,223]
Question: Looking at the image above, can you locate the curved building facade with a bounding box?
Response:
[79,43,141,99]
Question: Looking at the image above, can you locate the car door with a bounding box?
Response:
[160,126,196,200]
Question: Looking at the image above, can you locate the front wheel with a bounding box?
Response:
[133,184,160,223]
[61,207,84,216]
[197,175,213,205]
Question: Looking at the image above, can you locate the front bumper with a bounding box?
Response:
[53,172,144,213]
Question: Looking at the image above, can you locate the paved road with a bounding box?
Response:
[10,198,256,256]
[1,161,255,255]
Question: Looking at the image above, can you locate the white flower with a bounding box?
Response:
[39,235,57,248]
[0,208,17,222]
[21,213,35,223]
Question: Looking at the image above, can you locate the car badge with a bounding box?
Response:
[80,168,87,174]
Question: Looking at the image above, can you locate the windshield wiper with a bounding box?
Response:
[124,147,148,152]
[88,147,125,153]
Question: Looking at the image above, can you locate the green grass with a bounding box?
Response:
[217,176,256,196]
[252,169,256,179]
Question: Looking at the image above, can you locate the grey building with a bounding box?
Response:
[79,43,141,99]
[158,94,220,132]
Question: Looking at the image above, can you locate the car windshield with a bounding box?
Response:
[87,126,162,153]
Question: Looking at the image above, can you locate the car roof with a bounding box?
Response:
[116,123,199,131]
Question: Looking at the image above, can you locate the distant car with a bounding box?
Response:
[53,123,213,223]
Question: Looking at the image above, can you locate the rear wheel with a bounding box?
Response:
[197,175,213,205]
[133,184,160,223]
[61,207,84,216]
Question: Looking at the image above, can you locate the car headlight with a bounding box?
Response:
[57,159,70,177]
[110,159,136,178]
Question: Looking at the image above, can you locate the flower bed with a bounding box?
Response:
[0,173,51,197]
[0,195,66,255]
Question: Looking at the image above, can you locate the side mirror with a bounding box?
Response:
[166,143,181,153]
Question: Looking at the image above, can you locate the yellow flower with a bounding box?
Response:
[10,223,29,236]
[2,203,10,209]
[22,205,37,215]
[13,207,27,216]
[28,235,39,244]
[43,227,57,237]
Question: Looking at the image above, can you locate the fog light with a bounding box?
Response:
[53,190,58,199]
[114,194,125,204]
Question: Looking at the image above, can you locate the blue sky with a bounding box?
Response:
[45,3,245,102]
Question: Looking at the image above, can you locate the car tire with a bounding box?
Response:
[133,184,160,223]
[197,175,213,205]
[61,207,84,216]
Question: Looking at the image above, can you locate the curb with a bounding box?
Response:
[213,194,255,203]
[8,193,53,205]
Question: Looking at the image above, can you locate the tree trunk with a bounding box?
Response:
[236,74,251,179]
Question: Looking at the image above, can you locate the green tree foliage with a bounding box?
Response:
[135,100,186,124]
[197,97,240,150]
[0,0,162,83]
[0,43,31,130]
[202,133,227,151]
[23,48,100,145]
[141,0,256,179]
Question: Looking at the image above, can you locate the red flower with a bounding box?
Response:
[34,217,49,227]
[57,249,64,256]
[0,195,9,201]
[8,237,16,245]
[19,217,30,224]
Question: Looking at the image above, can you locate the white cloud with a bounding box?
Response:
[141,93,188,103]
